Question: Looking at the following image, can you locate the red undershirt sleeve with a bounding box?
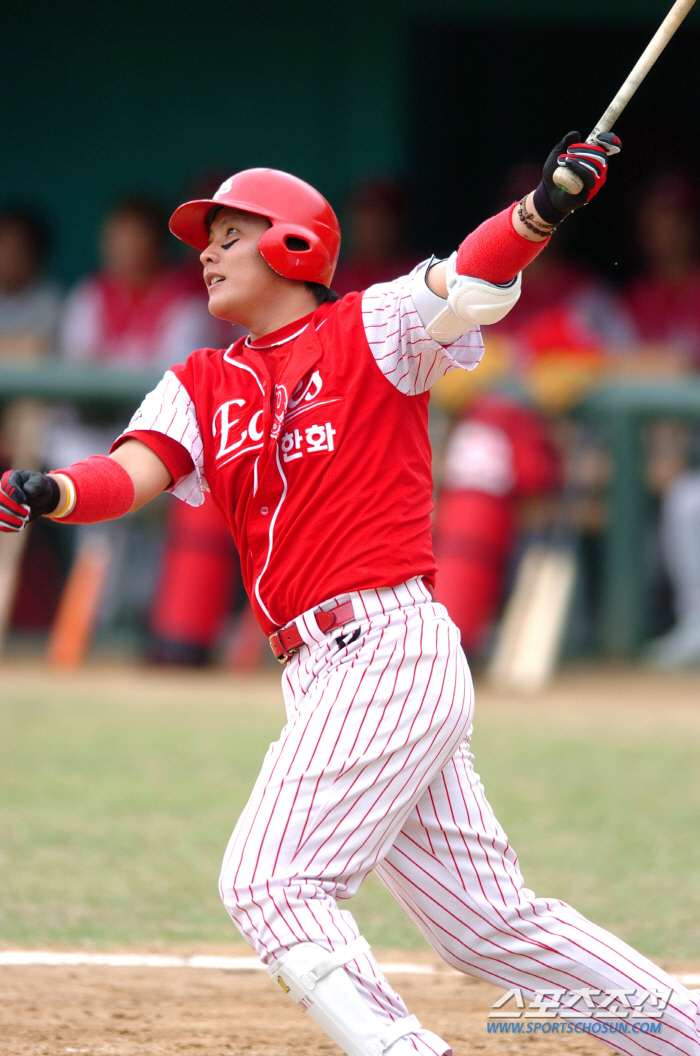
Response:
[455,203,549,285]
[111,429,195,485]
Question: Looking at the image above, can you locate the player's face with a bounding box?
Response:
[201,208,276,323]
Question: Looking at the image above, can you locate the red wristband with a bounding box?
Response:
[53,455,135,524]
[456,203,548,285]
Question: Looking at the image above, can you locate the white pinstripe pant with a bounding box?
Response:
[219,578,700,1056]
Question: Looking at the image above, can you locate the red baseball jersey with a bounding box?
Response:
[116,267,484,633]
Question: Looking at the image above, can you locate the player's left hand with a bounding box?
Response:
[534,131,622,225]
[0,470,59,532]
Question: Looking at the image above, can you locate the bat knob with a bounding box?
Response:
[553,164,584,195]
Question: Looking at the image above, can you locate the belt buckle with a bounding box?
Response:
[269,631,296,664]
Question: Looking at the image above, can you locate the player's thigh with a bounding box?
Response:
[221,605,473,896]
[377,740,525,914]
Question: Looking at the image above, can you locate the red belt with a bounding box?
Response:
[269,600,356,663]
[268,579,435,664]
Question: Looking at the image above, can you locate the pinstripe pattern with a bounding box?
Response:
[378,750,700,1056]
[219,580,700,1056]
[361,265,484,395]
[117,370,206,505]
[220,579,468,1056]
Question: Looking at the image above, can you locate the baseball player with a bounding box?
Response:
[2,134,698,1056]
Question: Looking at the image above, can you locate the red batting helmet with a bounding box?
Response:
[169,168,341,288]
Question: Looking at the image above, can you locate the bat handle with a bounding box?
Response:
[552,164,584,195]
[553,127,602,195]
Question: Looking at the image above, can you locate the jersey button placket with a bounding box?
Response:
[260,506,269,515]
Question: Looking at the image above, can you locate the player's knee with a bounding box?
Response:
[218,857,284,925]
[218,857,252,920]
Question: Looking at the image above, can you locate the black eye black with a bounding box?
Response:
[221,238,239,250]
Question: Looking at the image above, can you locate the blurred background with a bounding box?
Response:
[4,0,700,674]
[1,0,700,977]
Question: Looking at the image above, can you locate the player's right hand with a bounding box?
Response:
[0,470,59,532]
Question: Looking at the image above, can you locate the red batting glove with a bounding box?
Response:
[0,470,31,533]
[557,132,622,203]
[534,131,622,225]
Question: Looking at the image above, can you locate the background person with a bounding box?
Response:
[430,164,629,659]
[0,205,62,359]
[332,179,420,297]
[144,177,257,667]
[624,174,700,364]
[59,196,216,368]
[53,196,235,660]
[51,196,218,466]
[0,205,64,636]
[433,393,560,655]
[623,175,700,667]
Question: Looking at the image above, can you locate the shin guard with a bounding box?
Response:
[268,938,421,1056]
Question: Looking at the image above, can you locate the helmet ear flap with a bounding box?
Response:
[258,223,333,286]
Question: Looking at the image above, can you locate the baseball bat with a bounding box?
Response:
[47,534,112,670]
[0,399,50,652]
[487,427,601,695]
[554,0,697,194]
[487,543,576,694]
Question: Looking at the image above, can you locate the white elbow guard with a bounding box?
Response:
[411,252,522,344]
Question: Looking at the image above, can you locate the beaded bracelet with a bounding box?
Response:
[517,197,556,239]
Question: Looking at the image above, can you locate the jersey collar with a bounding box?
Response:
[246,312,316,351]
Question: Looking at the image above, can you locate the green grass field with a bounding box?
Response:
[1,663,699,959]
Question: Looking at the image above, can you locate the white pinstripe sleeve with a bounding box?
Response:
[361,262,485,395]
[117,369,206,506]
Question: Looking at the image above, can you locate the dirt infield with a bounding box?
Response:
[2,949,699,1056]
[0,954,604,1056]
[4,658,700,722]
